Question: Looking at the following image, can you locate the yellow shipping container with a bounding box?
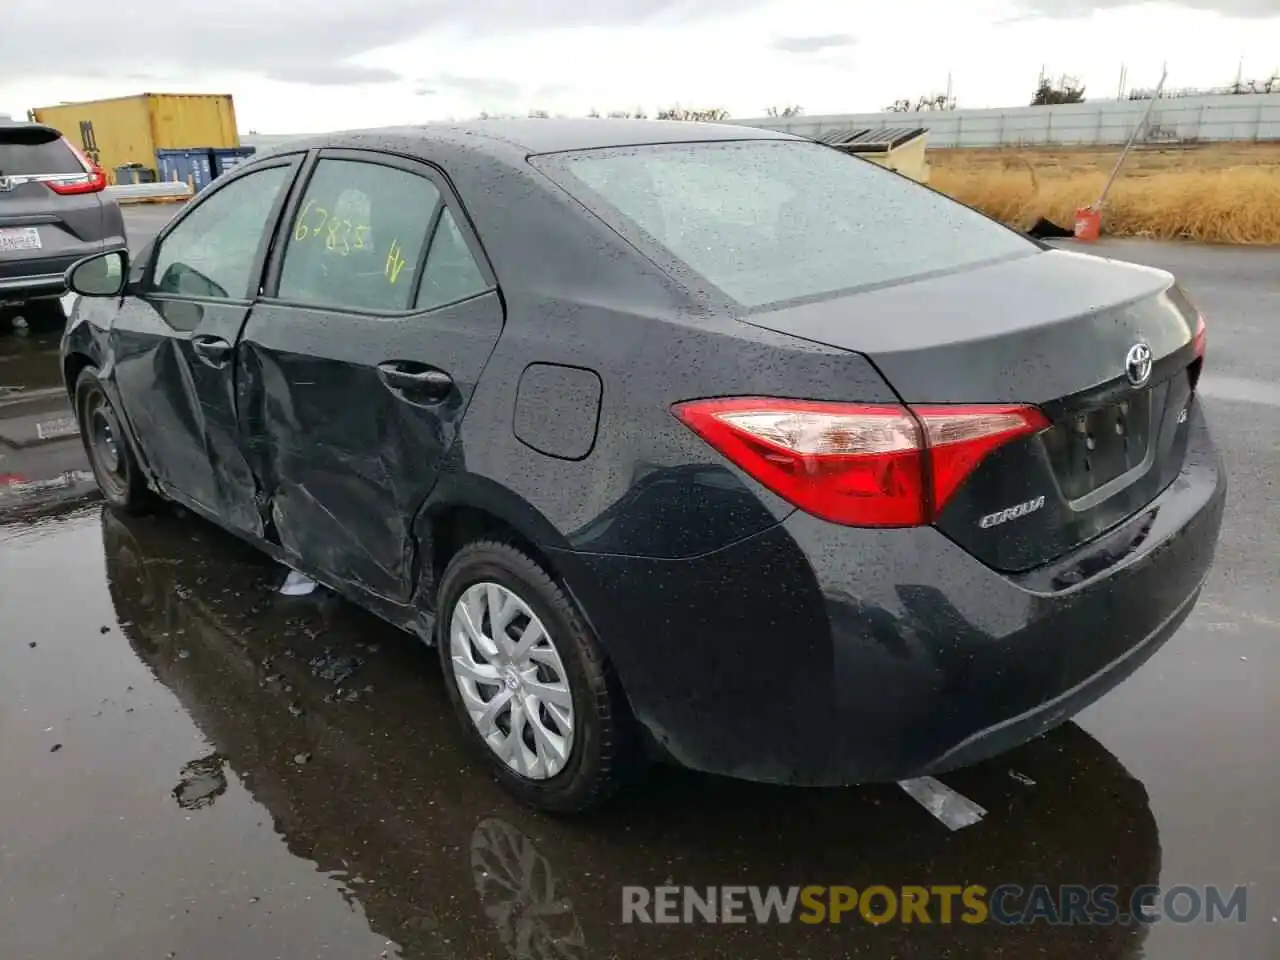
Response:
[29,93,239,183]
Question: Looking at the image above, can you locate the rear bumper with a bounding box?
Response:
[916,574,1202,776]
[0,272,67,300]
[551,402,1226,785]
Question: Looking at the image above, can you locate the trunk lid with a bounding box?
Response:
[744,248,1204,572]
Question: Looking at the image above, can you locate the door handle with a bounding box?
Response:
[191,335,232,368]
[377,362,453,399]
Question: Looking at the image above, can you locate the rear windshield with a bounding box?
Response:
[533,140,1035,309]
[0,132,83,176]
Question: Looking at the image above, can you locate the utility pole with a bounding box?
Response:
[1095,63,1169,214]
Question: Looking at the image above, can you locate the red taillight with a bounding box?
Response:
[1192,313,1207,360]
[674,398,926,526]
[46,137,107,195]
[913,405,1049,512]
[46,167,106,195]
[673,397,1048,528]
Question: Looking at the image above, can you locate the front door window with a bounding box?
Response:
[151,166,291,300]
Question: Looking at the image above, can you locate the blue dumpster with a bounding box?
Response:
[155,148,216,193]
[211,146,257,178]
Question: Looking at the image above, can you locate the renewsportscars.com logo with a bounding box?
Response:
[621,884,1248,926]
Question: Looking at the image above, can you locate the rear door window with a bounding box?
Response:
[533,140,1036,309]
[277,159,442,313]
[415,209,489,310]
[0,131,84,176]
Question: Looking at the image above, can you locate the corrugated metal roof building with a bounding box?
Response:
[811,126,931,182]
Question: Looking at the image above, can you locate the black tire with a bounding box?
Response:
[75,366,153,512]
[436,540,642,812]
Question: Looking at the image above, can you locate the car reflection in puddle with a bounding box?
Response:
[472,818,587,960]
[102,505,1158,960]
[1,309,98,515]
[0,321,65,392]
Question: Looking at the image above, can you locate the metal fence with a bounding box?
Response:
[737,93,1280,148]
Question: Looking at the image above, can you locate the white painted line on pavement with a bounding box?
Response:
[1201,600,1280,631]
[1198,375,1280,407]
[897,777,988,831]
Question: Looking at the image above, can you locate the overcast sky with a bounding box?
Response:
[2,0,1277,132]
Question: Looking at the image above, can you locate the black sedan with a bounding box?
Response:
[60,120,1225,812]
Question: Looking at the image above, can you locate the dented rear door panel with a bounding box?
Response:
[231,147,505,606]
[236,293,503,603]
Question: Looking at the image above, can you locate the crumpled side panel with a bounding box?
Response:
[239,342,452,603]
[108,299,263,537]
[233,292,504,606]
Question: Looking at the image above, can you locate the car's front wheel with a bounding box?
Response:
[75,366,153,512]
[436,540,640,812]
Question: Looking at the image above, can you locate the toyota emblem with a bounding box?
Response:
[1125,342,1153,388]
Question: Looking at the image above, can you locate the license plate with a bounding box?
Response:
[1044,390,1153,500]
[0,227,41,252]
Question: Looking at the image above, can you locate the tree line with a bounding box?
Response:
[500,106,741,121]
[476,63,1280,124]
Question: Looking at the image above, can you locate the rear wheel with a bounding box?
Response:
[436,540,641,812]
[75,366,152,512]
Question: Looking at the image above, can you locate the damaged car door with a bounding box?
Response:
[237,151,501,603]
[110,158,301,534]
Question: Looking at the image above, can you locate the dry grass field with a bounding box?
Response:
[929,142,1280,244]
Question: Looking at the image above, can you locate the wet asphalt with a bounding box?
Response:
[0,216,1277,959]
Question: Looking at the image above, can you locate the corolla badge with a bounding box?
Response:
[980,495,1046,529]
[1125,342,1153,388]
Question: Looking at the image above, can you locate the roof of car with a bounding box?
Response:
[260,118,800,162]
[0,121,60,137]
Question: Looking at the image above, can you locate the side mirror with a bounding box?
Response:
[66,249,129,297]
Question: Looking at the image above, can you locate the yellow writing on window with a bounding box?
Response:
[291,197,410,287]
[292,200,314,241]
[385,239,408,284]
[292,199,368,257]
[310,206,328,238]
